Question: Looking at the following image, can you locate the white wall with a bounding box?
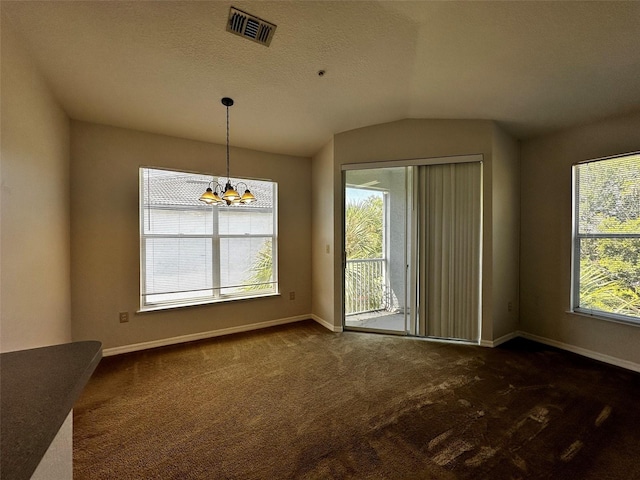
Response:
[520,110,640,366]
[70,121,312,349]
[311,139,336,328]
[0,23,72,352]
[491,124,520,339]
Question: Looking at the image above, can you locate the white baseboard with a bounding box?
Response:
[480,331,519,348]
[517,331,640,373]
[480,330,640,373]
[103,317,640,373]
[102,315,311,356]
[311,315,343,332]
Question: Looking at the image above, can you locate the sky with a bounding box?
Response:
[346,187,383,203]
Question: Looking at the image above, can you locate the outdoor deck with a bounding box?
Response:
[345,310,406,332]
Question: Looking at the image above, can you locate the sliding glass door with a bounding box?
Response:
[343,167,412,334]
[343,157,482,343]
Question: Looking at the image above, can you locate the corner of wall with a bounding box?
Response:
[519,110,640,367]
[491,124,521,340]
[1,20,72,352]
[311,138,336,328]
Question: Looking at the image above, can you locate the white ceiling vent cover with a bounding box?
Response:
[227,7,277,47]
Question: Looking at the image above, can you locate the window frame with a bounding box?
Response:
[571,152,640,325]
[139,167,279,312]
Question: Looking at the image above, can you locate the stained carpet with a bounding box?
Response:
[74,320,640,479]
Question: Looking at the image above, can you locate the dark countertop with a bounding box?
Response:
[1,341,102,480]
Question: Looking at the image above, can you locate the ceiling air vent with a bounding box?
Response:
[227,7,277,47]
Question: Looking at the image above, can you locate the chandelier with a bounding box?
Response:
[199,97,256,205]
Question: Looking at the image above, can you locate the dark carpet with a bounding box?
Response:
[74,320,640,479]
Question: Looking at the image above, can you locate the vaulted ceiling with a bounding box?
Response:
[3,1,640,157]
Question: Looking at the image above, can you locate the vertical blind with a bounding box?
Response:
[419,162,482,341]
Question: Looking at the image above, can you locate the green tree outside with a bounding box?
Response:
[345,196,383,260]
[577,155,640,318]
[344,194,384,314]
[243,239,273,292]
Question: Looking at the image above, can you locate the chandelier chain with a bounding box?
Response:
[226,104,230,180]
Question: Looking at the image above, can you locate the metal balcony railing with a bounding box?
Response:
[345,258,388,315]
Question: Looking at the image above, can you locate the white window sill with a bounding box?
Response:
[567,309,640,328]
[138,292,280,314]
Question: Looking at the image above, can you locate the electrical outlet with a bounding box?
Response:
[119,312,129,323]
[508,302,513,313]
[325,244,330,254]
[289,291,295,300]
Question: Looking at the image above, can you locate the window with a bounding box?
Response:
[572,153,640,323]
[140,167,278,310]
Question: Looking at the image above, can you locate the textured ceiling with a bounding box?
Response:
[3,1,640,157]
